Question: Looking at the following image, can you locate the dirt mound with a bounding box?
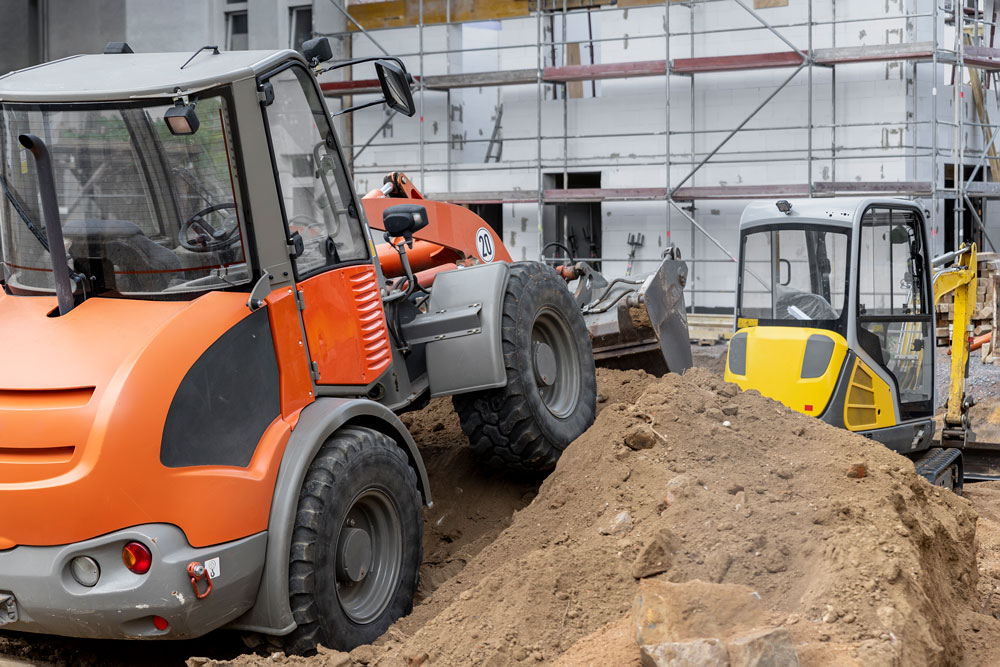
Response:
[9,367,987,667]
[355,368,979,666]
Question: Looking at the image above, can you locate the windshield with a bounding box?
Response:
[738,225,850,326]
[0,95,250,298]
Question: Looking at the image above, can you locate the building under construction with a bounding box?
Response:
[1,0,999,312]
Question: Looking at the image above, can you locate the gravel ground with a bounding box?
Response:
[936,345,1000,408]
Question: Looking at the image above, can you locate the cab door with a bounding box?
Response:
[260,64,392,388]
[856,206,934,421]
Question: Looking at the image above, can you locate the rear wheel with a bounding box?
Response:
[453,262,597,472]
[283,427,422,654]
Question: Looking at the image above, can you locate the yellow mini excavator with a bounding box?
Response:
[724,197,997,491]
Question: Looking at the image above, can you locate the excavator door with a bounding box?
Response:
[854,206,935,426]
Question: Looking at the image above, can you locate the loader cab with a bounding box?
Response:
[727,198,936,453]
[0,47,408,308]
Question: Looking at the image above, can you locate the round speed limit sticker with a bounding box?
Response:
[475,227,496,263]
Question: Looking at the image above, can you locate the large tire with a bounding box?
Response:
[283,427,423,655]
[453,262,597,472]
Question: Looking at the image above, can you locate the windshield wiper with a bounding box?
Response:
[0,172,49,252]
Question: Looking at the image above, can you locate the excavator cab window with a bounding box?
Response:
[737,224,850,334]
[857,207,933,420]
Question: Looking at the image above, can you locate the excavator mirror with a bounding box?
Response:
[890,225,910,244]
[375,60,416,117]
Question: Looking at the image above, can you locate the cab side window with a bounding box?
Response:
[263,67,367,276]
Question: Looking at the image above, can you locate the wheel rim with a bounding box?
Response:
[334,488,403,625]
[530,306,581,419]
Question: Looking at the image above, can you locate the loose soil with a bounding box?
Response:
[7,345,1000,666]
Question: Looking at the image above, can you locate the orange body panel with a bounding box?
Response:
[0,291,301,548]
[376,240,461,278]
[265,287,315,422]
[361,196,512,266]
[298,264,392,386]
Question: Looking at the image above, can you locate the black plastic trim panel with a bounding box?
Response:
[160,309,280,467]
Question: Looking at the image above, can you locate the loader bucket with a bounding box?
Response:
[581,256,693,375]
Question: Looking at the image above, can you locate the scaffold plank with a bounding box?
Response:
[812,41,936,65]
[321,42,943,97]
[673,52,803,74]
[545,60,667,81]
[422,182,936,204]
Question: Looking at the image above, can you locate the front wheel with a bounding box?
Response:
[453,262,597,472]
[283,426,423,654]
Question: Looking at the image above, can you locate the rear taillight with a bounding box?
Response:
[122,541,152,574]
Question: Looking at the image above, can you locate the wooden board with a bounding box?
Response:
[348,0,531,30]
[565,43,583,99]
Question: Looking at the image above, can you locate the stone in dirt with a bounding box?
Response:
[633,579,764,646]
[640,639,730,667]
[625,425,661,450]
[632,528,681,579]
[847,462,868,479]
[600,510,634,536]
[726,627,799,667]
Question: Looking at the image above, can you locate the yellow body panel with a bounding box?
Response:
[724,326,848,417]
[842,357,896,430]
[725,325,898,430]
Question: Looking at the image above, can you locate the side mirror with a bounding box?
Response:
[383,204,428,246]
[375,60,416,117]
[302,37,333,66]
[889,224,910,244]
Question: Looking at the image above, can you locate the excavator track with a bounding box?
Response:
[912,447,964,493]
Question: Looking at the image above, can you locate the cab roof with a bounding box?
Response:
[739,197,922,230]
[0,50,304,103]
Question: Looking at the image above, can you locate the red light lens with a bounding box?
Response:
[152,615,169,631]
[122,542,152,574]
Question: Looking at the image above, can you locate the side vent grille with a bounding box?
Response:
[349,268,392,381]
[844,362,877,430]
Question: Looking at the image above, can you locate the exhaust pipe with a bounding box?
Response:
[18,134,75,315]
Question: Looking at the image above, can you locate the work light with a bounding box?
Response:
[164,101,200,136]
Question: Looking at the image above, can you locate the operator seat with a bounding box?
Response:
[63,219,182,293]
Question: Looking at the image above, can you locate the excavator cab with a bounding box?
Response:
[725,198,965,488]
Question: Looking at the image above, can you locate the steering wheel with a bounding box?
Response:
[179,202,240,252]
[289,214,326,240]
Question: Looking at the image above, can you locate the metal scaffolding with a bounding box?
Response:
[320,0,1000,307]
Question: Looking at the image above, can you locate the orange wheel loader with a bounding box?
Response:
[0,38,596,652]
